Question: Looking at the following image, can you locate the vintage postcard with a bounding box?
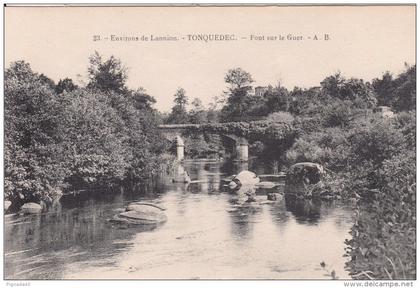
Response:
[3,4,416,285]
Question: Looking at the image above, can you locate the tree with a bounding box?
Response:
[320,100,355,128]
[189,98,207,124]
[391,64,416,111]
[60,89,130,187]
[38,73,55,89]
[320,73,345,98]
[5,61,68,205]
[372,64,415,111]
[166,88,189,124]
[372,71,394,106]
[174,88,188,108]
[321,73,377,109]
[263,85,290,113]
[55,78,78,94]
[191,97,204,111]
[220,86,252,122]
[87,51,128,94]
[288,87,322,115]
[206,109,220,123]
[130,88,156,110]
[220,68,255,121]
[4,58,171,209]
[224,68,254,90]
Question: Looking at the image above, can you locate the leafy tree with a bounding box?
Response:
[372,64,416,112]
[166,88,189,124]
[288,87,322,115]
[191,97,204,111]
[220,68,256,121]
[392,64,416,111]
[189,98,207,124]
[4,57,171,209]
[130,88,156,110]
[38,73,56,89]
[55,78,78,94]
[320,100,355,128]
[263,85,290,113]
[321,73,377,108]
[206,108,220,123]
[87,51,128,94]
[60,89,130,187]
[372,71,394,106]
[224,67,254,90]
[320,73,345,98]
[174,87,188,107]
[5,61,68,205]
[220,86,253,121]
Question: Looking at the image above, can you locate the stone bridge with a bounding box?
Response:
[158,124,249,161]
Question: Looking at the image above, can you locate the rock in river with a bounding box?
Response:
[126,202,166,211]
[255,181,278,189]
[267,192,282,201]
[228,170,260,189]
[4,200,11,211]
[111,202,168,225]
[285,162,325,198]
[20,202,42,214]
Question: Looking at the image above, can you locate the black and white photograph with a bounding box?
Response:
[2,3,417,285]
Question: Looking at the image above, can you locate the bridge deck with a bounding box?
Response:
[158,124,201,129]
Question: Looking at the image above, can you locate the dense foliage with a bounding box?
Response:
[162,64,416,280]
[6,55,415,280]
[372,64,416,111]
[5,55,172,207]
[280,75,416,279]
[344,114,416,280]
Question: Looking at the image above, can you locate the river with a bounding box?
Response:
[5,160,354,280]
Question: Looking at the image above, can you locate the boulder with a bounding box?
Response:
[221,176,234,184]
[4,200,11,211]
[111,202,167,225]
[267,192,280,201]
[228,171,260,189]
[126,202,166,211]
[111,211,167,225]
[285,162,325,198]
[245,195,257,203]
[20,202,42,214]
[255,181,278,189]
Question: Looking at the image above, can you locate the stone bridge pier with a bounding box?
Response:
[237,143,249,161]
[232,138,249,162]
[175,135,185,161]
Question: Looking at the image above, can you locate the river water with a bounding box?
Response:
[5,160,354,280]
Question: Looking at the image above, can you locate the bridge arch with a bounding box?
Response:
[158,124,249,161]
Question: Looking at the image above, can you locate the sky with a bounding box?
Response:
[5,5,416,112]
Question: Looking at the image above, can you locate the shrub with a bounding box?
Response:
[345,150,416,279]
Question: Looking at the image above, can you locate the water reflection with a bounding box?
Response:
[5,160,353,280]
[5,200,158,279]
[228,202,263,240]
[285,196,323,224]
